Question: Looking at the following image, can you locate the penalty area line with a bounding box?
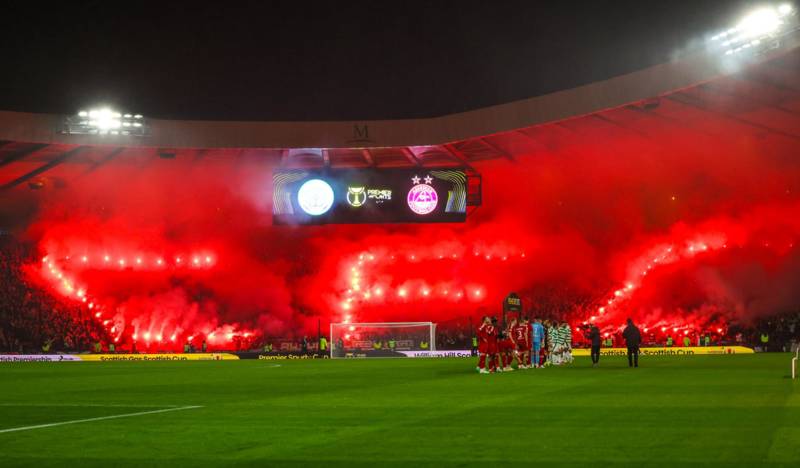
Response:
[0,405,203,434]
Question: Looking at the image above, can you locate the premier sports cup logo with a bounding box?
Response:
[347,186,367,207]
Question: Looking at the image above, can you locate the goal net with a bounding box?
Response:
[329,322,436,358]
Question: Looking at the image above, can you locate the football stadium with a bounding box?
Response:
[1,2,800,466]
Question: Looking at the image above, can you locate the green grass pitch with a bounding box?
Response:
[0,354,798,467]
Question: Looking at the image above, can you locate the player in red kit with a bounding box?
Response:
[503,318,518,371]
[490,317,503,372]
[512,317,531,369]
[477,316,498,373]
[524,317,534,367]
[499,325,516,372]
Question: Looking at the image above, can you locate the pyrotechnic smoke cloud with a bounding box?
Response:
[2,108,798,345]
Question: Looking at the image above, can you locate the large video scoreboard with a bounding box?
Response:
[272,168,469,224]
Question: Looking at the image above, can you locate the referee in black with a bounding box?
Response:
[622,318,642,368]
[587,324,601,367]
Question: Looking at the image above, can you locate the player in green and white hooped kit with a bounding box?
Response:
[546,321,559,366]
[561,322,573,364]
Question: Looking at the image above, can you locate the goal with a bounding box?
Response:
[329,322,436,358]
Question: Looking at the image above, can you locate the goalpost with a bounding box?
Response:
[329,322,436,358]
[793,348,799,380]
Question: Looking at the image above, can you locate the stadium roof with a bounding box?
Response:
[0,33,799,186]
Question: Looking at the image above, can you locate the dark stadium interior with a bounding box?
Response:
[0,0,758,121]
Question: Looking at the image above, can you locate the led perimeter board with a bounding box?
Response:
[272,168,469,224]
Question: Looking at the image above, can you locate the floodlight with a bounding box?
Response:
[62,107,148,136]
[738,8,781,38]
[709,3,797,57]
[90,108,121,130]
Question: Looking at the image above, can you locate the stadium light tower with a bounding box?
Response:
[709,3,798,56]
[63,107,147,136]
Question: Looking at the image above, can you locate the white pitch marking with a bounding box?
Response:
[0,403,183,408]
[0,405,202,434]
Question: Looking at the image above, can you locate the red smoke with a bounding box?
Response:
[3,100,799,349]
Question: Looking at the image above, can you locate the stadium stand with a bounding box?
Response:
[0,234,109,353]
[3,230,795,355]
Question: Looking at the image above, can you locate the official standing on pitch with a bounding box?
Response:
[622,318,642,368]
[586,325,601,367]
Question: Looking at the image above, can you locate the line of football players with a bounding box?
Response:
[476,316,573,373]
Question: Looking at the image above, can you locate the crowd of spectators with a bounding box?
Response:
[0,234,108,353]
[754,312,800,352]
[436,317,471,349]
[1,232,798,354]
